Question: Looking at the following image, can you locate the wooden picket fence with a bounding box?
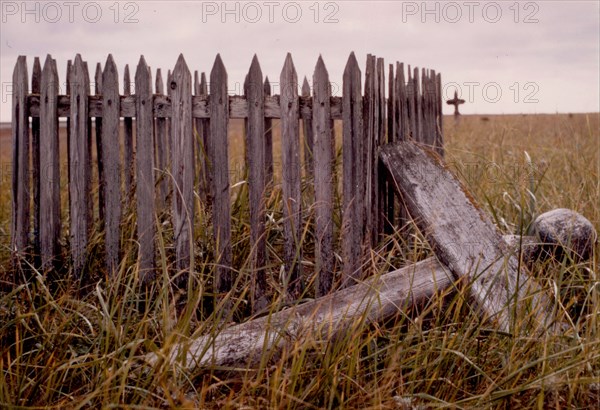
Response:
[10,52,443,310]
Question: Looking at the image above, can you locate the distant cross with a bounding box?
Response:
[446,91,465,116]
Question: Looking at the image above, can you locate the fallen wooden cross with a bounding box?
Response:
[146,258,454,369]
[379,141,556,333]
[145,141,564,370]
[144,235,547,370]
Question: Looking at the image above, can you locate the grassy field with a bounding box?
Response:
[0,113,598,408]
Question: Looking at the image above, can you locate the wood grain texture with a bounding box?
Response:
[380,141,555,332]
[312,56,334,297]
[95,62,105,222]
[123,64,134,200]
[135,56,156,281]
[27,94,346,120]
[341,52,363,288]
[11,56,30,267]
[69,54,91,278]
[39,55,61,271]
[198,72,210,207]
[413,67,422,143]
[154,68,168,211]
[279,53,303,299]
[209,55,233,295]
[102,55,122,275]
[245,55,268,312]
[31,57,41,265]
[171,54,195,280]
[363,55,375,245]
[384,63,395,236]
[264,77,274,185]
[146,257,454,370]
[301,77,314,179]
[435,73,444,156]
[375,57,386,241]
[396,62,409,142]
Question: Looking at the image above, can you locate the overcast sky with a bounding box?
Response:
[1,0,599,123]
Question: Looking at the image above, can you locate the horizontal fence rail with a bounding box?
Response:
[11,52,443,313]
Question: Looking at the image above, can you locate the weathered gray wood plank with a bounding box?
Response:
[363,55,376,246]
[375,57,386,241]
[209,55,233,295]
[312,56,334,296]
[245,55,268,312]
[436,72,444,156]
[31,57,41,266]
[264,77,274,185]
[155,69,168,211]
[102,55,122,275]
[11,56,30,270]
[66,60,72,182]
[27,94,346,120]
[135,56,156,281]
[171,54,194,280]
[123,64,134,201]
[379,141,556,332]
[198,72,210,207]
[301,77,314,180]
[279,53,303,299]
[146,257,454,370]
[407,67,416,140]
[396,63,409,142]
[413,67,422,142]
[83,61,94,230]
[385,63,395,236]
[341,52,363,288]
[95,62,105,222]
[39,55,61,272]
[69,54,91,278]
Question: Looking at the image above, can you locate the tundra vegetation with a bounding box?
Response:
[0,113,598,408]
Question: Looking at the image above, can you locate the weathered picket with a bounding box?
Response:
[341,52,363,287]
[39,55,60,271]
[11,52,444,305]
[209,55,233,296]
[279,53,303,299]
[312,56,335,297]
[101,55,121,274]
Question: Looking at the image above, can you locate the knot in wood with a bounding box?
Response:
[170,81,176,90]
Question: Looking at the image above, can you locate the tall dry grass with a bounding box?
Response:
[0,113,598,408]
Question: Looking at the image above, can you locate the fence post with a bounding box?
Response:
[312,56,334,297]
[95,62,105,223]
[31,57,41,266]
[198,72,210,208]
[375,57,386,242]
[123,65,134,202]
[384,63,395,236]
[279,53,303,299]
[397,63,409,142]
[363,55,375,245]
[209,54,233,299]
[264,77,274,186]
[301,77,314,181]
[245,55,268,312]
[170,54,194,282]
[341,52,363,288]
[102,55,122,275]
[39,55,61,272]
[11,56,29,271]
[155,69,168,212]
[69,54,91,278]
[436,72,444,157]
